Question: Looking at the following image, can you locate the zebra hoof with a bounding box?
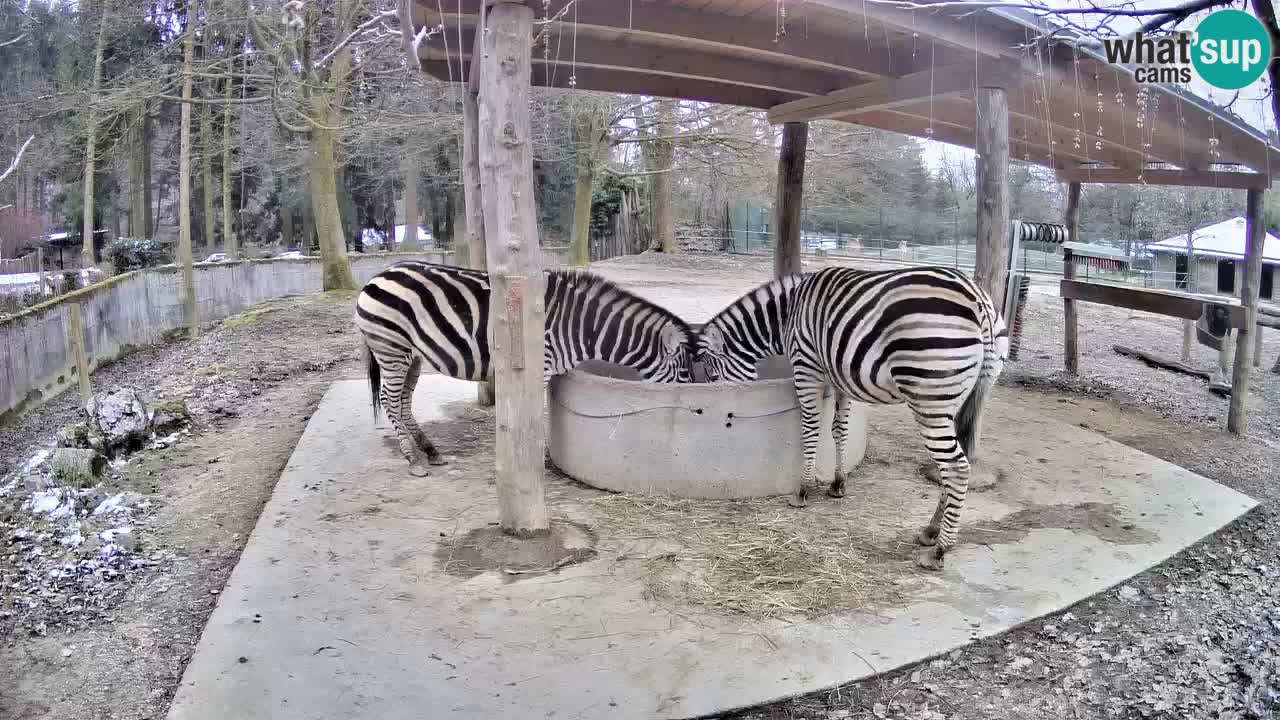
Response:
[408,461,431,478]
[427,454,449,467]
[786,488,809,508]
[914,546,945,571]
[915,526,940,547]
[827,479,846,498]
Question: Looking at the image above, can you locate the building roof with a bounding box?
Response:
[1062,241,1129,260]
[414,0,1279,178]
[1147,217,1280,263]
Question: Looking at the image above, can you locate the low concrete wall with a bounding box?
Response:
[1,248,571,420]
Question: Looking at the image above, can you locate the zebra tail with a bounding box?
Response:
[955,370,993,462]
[956,305,1005,462]
[364,341,382,423]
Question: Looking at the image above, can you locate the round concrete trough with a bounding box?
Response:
[548,357,867,499]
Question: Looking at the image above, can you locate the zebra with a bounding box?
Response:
[692,266,1008,570]
[355,261,694,475]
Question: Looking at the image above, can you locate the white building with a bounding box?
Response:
[1146,217,1278,301]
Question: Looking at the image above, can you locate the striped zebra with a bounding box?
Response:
[693,266,1008,570]
[356,262,694,476]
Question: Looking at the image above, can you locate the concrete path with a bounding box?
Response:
[167,378,1256,720]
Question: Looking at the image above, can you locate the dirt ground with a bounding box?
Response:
[0,292,362,720]
[2,253,1280,720]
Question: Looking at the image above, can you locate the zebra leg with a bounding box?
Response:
[401,357,447,466]
[376,352,430,477]
[912,412,971,571]
[827,393,852,498]
[788,375,825,508]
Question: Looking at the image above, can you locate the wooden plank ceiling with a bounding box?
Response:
[413,0,1278,181]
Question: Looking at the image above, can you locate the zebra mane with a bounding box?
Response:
[547,269,694,336]
[704,273,805,333]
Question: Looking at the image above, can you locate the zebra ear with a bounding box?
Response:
[701,325,725,354]
[659,324,685,355]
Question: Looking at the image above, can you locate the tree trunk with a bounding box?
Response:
[128,106,152,239]
[444,188,454,247]
[302,0,356,290]
[282,198,295,248]
[430,189,444,247]
[308,119,356,289]
[773,122,808,277]
[200,76,216,252]
[1228,189,1266,434]
[222,78,238,258]
[479,2,548,535]
[973,86,1011,308]
[1063,182,1081,374]
[401,155,419,250]
[569,109,598,267]
[178,17,198,336]
[462,43,494,405]
[82,5,108,268]
[1181,223,1198,362]
[652,99,677,253]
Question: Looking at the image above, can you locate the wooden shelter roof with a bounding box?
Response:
[414,0,1278,187]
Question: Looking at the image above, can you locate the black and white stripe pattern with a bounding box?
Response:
[694,266,1008,570]
[356,262,694,475]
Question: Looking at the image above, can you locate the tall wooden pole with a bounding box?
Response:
[479,2,548,536]
[973,86,1011,308]
[462,9,494,406]
[1062,181,1081,374]
[1228,188,1266,434]
[67,304,92,403]
[178,15,198,337]
[773,121,807,277]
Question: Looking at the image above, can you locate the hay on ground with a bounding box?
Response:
[582,493,920,620]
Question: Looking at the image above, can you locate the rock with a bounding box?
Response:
[149,398,192,434]
[1118,585,1141,603]
[56,422,92,448]
[86,389,150,454]
[22,475,48,492]
[50,448,106,487]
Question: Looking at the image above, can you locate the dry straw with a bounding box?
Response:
[583,493,920,620]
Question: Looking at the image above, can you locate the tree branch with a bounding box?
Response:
[0,31,28,50]
[314,9,398,69]
[0,134,35,184]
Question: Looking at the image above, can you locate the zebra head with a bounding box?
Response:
[691,275,802,383]
[650,322,696,384]
[546,270,695,384]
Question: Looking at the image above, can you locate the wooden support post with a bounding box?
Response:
[67,303,91,404]
[462,10,494,407]
[37,247,46,298]
[1255,326,1264,368]
[973,86,1011,310]
[1062,181,1081,374]
[773,121,807,277]
[478,1,548,536]
[1228,189,1266,435]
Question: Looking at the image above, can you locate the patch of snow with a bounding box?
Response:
[29,489,75,519]
[99,526,132,543]
[92,493,128,516]
[1,448,53,496]
[21,448,51,474]
[59,523,84,548]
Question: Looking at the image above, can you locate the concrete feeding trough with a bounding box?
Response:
[548,354,868,499]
